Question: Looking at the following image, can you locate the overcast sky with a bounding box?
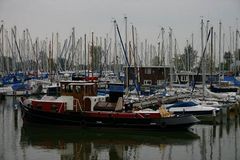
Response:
[0,0,239,54]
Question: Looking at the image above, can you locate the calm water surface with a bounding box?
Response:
[0,97,240,160]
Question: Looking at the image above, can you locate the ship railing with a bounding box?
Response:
[74,98,82,112]
[136,113,145,118]
[58,102,66,113]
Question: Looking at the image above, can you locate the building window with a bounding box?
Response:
[61,85,66,92]
[181,76,188,82]
[144,68,151,74]
[157,80,164,85]
[173,75,178,82]
[144,80,152,85]
[66,85,73,93]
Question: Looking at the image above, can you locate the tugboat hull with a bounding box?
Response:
[21,105,199,131]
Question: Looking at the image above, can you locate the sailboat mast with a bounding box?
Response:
[1,22,4,73]
[36,38,39,78]
[91,32,94,81]
[5,30,9,73]
[236,29,239,75]
[214,32,216,72]
[205,20,209,73]
[161,27,166,82]
[219,21,222,85]
[132,25,135,67]
[174,38,177,70]
[210,27,213,85]
[114,20,117,74]
[56,32,59,75]
[51,33,54,81]
[84,34,87,79]
[161,27,164,66]
[192,33,194,50]
[11,26,15,72]
[125,16,128,62]
[157,42,160,65]
[72,27,75,70]
[201,19,205,98]
[169,28,173,87]
[124,16,129,90]
[144,39,147,66]
[223,33,225,70]
[230,27,232,70]
[135,27,138,65]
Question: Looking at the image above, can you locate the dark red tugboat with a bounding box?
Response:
[20,81,200,131]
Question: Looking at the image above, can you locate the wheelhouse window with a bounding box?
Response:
[66,85,73,93]
[75,86,81,93]
[61,84,66,92]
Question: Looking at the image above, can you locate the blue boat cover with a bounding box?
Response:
[223,76,240,87]
[167,101,198,108]
[11,83,30,91]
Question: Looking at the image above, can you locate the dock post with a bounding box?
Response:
[227,107,230,121]
[212,108,216,125]
[237,102,240,114]
[220,108,223,124]
[234,103,238,119]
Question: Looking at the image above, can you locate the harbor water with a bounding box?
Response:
[0,97,240,160]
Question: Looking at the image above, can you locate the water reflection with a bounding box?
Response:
[21,125,199,160]
[0,97,22,160]
[0,97,240,160]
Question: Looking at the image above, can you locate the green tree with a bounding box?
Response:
[92,45,102,71]
[151,56,160,66]
[224,51,233,71]
[173,45,198,72]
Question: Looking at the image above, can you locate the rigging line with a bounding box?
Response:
[115,22,129,66]
[69,39,80,69]
[58,39,68,71]
[0,43,7,71]
[65,35,72,69]
[116,20,141,95]
[60,39,68,58]
[26,29,36,60]
[191,27,212,95]
[11,28,24,70]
